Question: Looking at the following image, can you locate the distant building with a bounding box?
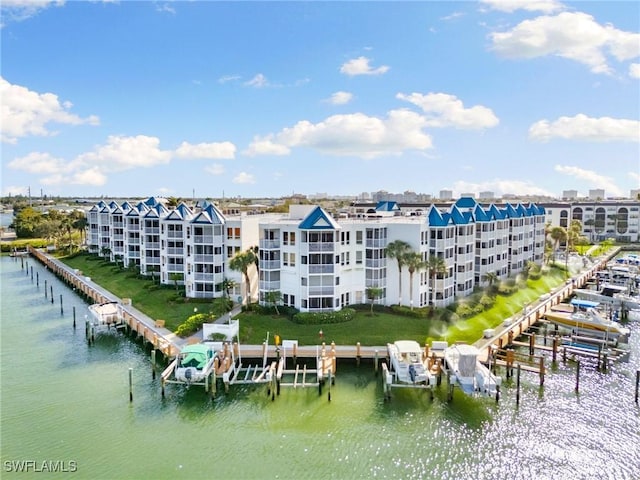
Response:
[439,190,453,200]
[562,190,578,201]
[630,189,640,200]
[588,189,605,200]
[478,191,494,200]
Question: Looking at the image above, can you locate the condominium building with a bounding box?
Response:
[87,196,546,312]
[543,200,640,243]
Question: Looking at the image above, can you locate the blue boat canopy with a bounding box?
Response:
[570,299,600,308]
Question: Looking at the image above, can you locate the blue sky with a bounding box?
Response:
[2,0,639,200]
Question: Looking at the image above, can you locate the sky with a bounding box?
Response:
[1,0,639,201]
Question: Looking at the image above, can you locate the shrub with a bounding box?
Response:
[174,313,209,337]
[292,308,356,325]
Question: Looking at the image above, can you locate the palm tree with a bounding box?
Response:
[264,290,282,315]
[403,252,426,310]
[385,240,411,305]
[484,271,498,288]
[565,220,583,275]
[426,254,447,307]
[218,277,237,299]
[229,248,258,305]
[549,226,567,263]
[365,287,383,315]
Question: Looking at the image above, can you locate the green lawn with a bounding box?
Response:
[60,252,567,346]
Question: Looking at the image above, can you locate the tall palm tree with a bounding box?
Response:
[426,254,447,307]
[385,240,411,305]
[229,248,258,305]
[365,287,383,315]
[218,277,237,299]
[484,271,498,288]
[549,226,567,263]
[403,252,426,310]
[565,220,583,275]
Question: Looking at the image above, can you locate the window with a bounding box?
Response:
[356,251,363,265]
[356,231,363,245]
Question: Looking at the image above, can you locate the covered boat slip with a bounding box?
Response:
[443,344,501,400]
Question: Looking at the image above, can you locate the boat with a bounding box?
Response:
[544,299,630,338]
[386,340,436,386]
[443,343,501,399]
[573,283,640,310]
[87,301,123,328]
[174,343,217,385]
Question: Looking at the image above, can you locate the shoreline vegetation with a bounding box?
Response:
[56,251,574,346]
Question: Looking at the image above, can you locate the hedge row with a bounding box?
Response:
[292,308,356,325]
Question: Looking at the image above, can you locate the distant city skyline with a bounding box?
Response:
[2,1,639,200]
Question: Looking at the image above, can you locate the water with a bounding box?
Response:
[1,255,639,479]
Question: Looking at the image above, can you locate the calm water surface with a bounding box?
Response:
[1,255,639,479]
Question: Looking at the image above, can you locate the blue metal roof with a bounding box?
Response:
[473,204,492,222]
[428,206,451,227]
[298,206,340,230]
[454,196,477,209]
[450,205,471,225]
[375,201,400,212]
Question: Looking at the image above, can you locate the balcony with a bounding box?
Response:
[365,239,386,248]
[365,279,386,288]
[365,259,386,269]
[308,265,334,274]
[145,256,160,265]
[308,243,334,252]
[145,242,160,249]
[193,254,215,263]
[166,264,184,273]
[194,273,216,282]
[260,239,280,249]
[193,235,215,244]
[307,287,335,296]
[166,247,185,256]
[259,281,281,291]
[261,260,280,270]
[144,227,160,234]
[167,231,183,239]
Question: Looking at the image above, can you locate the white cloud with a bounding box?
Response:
[233,172,256,184]
[452,179,554,197]
[630,63,640,79]
[1,77,99,143]
[205,164,225,175]
[246,109,432,159]
[156,3,175,14]
[554,165,623,197]
[0,0,64,24]
[441,12,465,21]
[8,152,66,174]
[339,56,390,76]
[326,91,353,105]
[396,92,499,129]
[244,73,269,88]
[218,74,241,84]
[629,171,640,183]
[244,135,292,157]
[529,114,640,142]
[72,135,172,172]
[480,0,564,13]
[490,12,640,75]
[174,141,236,159]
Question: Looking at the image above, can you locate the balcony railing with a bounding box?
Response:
[144,257,160,264]
[193,254,216,263]
[365,239,386,248]
[260,239,280,249]
[194,273,216,282]
[167,231,183,239]
[166,264,184,272]
[145,242,160,249]
[166,247,184,256]
[308,265,334,274]
[365,279,386,288]
[261,260,280,270]
[259,281,281,291]
[365,259,386,268]
[307,243,334,252]
[307,287,335,296]
[144,227,160,234]
[193,235,215,244]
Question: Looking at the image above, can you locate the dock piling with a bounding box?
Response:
[635,370,639,404]
[129,368,133,403]
[151,350,157,379]
[575,360,580,393]
[50,285,54,304]
[60,294,63,315]
[73,306,76,329]
[45,280,48,299]
[516,364,521,406]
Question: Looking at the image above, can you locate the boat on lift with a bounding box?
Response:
[443,343,501,399]
[544,299,630,338]
[387,340,436,386]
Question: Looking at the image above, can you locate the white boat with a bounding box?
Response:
[574,283,640,310]
[174,343,217,385]
[88,301,123,327]
[544,299,630,337]
[386,340,436,386]
[443,344,501,398]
